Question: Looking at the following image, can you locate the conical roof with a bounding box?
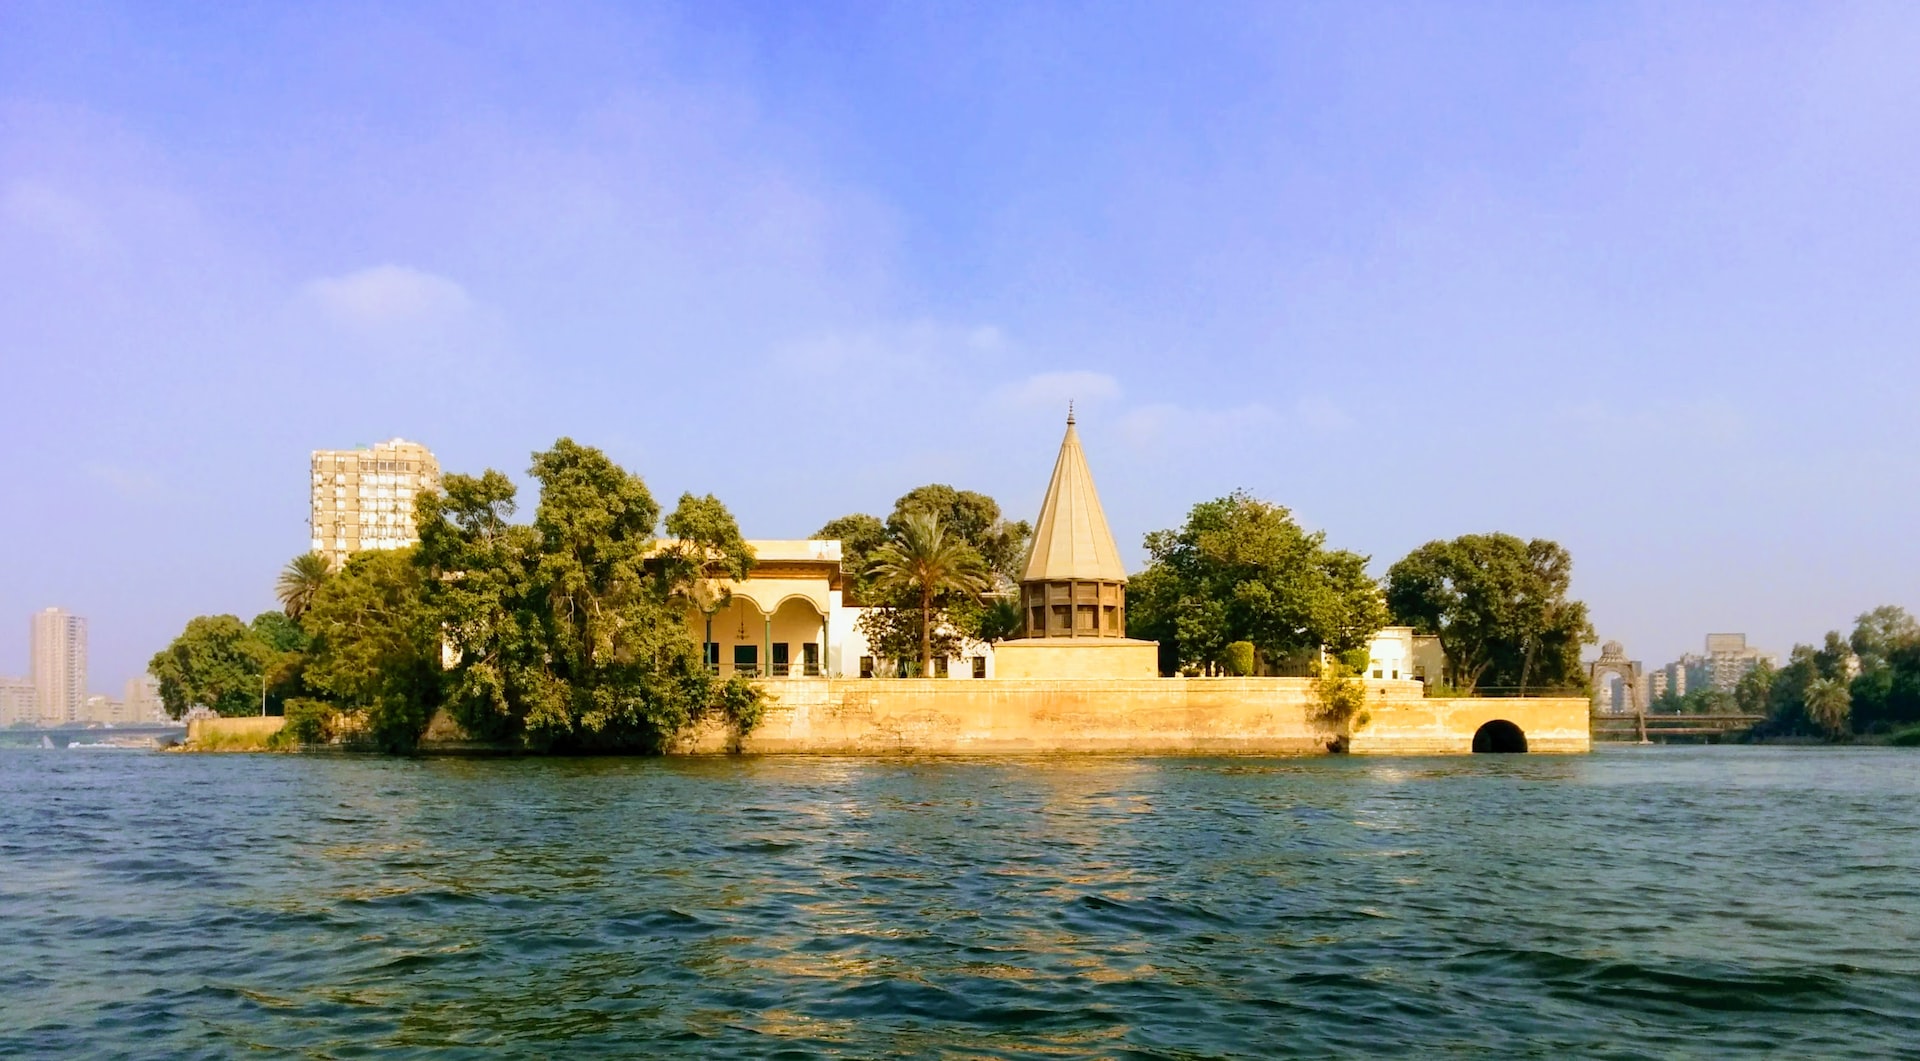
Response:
[1022,414,1129,583]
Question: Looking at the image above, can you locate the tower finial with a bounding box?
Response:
[1067,400,1075,425]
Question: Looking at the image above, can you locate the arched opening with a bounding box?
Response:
[1472,719,1528,753]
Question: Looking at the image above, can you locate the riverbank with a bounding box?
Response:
[181,679,1590,756]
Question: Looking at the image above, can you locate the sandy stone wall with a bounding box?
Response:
[991,639,1161,680]
[673,678,1590,756]
[1350,696,1591,755]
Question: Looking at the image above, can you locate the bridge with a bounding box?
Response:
[1591,712,1764,743]
[0,723,187,748]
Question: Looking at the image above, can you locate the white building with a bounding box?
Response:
[310,438,442,569]
[31,607,87,724]
[0,676,35,726]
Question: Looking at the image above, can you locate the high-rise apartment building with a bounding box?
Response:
[310,438,441,569]
[0,675,34,726]
[125,676,164,722]
[31,607,87,724]
[1652,634,1776,702]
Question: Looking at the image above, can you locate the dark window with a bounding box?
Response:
[934,656,949,678]
[860,656,874,679]
[972,656,987,679]
[772,643,790,677]
[803,642,821,677]
[733,644,759,677]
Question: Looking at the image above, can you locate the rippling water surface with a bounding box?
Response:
[4,746,1919,1057]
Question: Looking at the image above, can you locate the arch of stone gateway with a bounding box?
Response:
[1587,641,1645,715]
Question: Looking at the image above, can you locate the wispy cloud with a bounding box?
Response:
[993,369,1121,414]
[3,180,118,259]
[301,264,475,332]
[1290,395,1353,432]
[84,462,160,500]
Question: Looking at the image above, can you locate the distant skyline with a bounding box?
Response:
[4,2,1918,689]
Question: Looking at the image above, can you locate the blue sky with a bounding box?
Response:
[3,1,1917,690]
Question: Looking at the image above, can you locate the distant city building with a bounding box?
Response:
[1652,634,1776,701]
[310,438,441,569]
[0,675,34,726]
[125,676,164,722]
[31,607,87,724]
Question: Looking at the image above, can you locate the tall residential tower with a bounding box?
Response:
[31,607,87,724]
[309,438,441,569]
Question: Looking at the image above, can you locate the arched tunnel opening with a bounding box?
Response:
[1471,719,1528,753]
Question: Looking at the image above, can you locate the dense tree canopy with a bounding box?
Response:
[865,510,990,673]
[149,614,273,718]
[1127,491,1386,675]
[297,547,443,752]
[1385,533,1593,694]
[155,438,763,753]
[1755,607,1920,739]
[413,439,758,752]
[815,483,1027,667]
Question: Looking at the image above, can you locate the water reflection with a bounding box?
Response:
[6,748,1920,1056]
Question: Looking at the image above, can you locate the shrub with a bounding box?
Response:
[274,697,338,748]
[1223,641,1256,677]
[1309,657,1368,731]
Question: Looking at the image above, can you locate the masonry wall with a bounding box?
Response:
[1348,696,1591,755]
[673,678,1590,756]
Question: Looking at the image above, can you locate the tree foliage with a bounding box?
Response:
[298,547,444,752]
[413,439,763,752]
[155,438,768,754]
[817,484,1026,666]
[1127,491,1386,675]
[276,552,332,620]
[1385,533,1594,695]
[149,615,272,718]
[864,510,990,674]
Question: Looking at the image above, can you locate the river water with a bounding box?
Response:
[3,746,1917,1058]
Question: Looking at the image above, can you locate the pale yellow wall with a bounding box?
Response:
[669,677,1590,756]
[993,638,1160,680]
[1349,696,1590,755]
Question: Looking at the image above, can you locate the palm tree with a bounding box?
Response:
[1803,677,1852,739]
[276,552,333,620]
[868,510,989,675]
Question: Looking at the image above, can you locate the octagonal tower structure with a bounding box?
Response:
[993,412,1161,679]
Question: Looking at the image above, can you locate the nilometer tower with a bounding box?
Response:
[994,411,1160,680]
[1019,410,1130,638]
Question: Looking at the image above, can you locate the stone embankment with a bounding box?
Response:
[181,680,1591,755]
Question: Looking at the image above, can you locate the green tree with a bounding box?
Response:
[416,440,758,752]
[1734,659,1776,717]
[886,484,1031,587]
[659,492,757,665]
[276,552,332,620]
[811,513,887,603]
[416,469,544,744]
[148,614,272,718]
[250,610,308,653]
[1385,533,1594,694]
[1127,492,1387,675]
[1803,676,1853,739]
[1847,606,1920,733]
[298,547,444,751]
[865,510,990,675]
